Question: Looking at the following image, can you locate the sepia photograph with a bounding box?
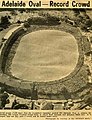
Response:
[0,8,92,111]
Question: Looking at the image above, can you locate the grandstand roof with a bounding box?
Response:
[3,26,22,40]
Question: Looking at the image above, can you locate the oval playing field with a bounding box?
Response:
[11,30,79,82]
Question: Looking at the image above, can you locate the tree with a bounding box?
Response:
[0,16,10,28]
[24,22,30,29]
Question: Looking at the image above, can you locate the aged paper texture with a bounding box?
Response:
[0,0,92,120]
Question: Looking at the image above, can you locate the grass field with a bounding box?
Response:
[11,30,79,82]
